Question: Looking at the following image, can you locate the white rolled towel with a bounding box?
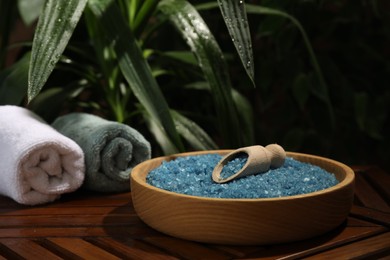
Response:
[0,106,85,205]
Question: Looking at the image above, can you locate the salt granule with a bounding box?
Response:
[146,154,339,199]
[220,153,248,179]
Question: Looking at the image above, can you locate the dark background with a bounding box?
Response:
[2,0,389,171]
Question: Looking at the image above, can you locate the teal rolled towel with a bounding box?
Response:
[52,113,151,192]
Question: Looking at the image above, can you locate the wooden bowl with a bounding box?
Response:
[131,150,355,245]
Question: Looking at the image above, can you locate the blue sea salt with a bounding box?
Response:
[146,154,339,199]
[220,153,248,179]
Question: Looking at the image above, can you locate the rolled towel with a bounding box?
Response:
[52,113,151,192]
[0,106,85,205]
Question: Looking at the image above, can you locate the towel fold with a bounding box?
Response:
[52,113,151,192]
[0,106,85,205]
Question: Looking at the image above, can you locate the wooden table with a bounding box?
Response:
[0,165,389,259]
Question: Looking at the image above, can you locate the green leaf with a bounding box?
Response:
[88,0,184,153]
[184,81,210,91]
[195,2,219,11]
[17,0,45,26]
[158,0,244,148]
[133,0,159,35]
[171,110,218,150]
[246,4,335,128]
[184,80,254,146]
[140,106,180,154]
[28,0,88,102]
[231,88,254,145]
[143,108,219,152]
[0,52,30,105]
[217,0,255,85]
[84,6,126,122]
[28,83,84,122]
[162,51,198,65]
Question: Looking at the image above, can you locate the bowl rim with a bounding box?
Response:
[131,150,355,202]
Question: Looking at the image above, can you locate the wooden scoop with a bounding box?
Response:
[212,144,286,183]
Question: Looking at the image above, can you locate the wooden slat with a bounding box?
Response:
[305,232,390,259]
[143,236,232,260]
[347,216,382,227]
[0,214,141,227]
[0,242,21,260]
[0,239,62,259]
[46,238,121,259]
[86,237,180,260]
[354,173,390,212]
[362,166,390,205]
[0,226,158,238]
[242,225,387,259]
[0,205,133,216]
[210,244,262,258]
[351,205,390,227]
[0,191,132,207]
